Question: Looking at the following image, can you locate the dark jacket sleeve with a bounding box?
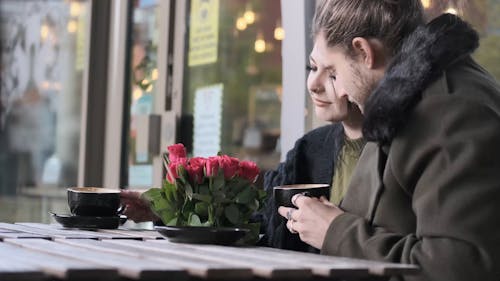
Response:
[260,124,343,251]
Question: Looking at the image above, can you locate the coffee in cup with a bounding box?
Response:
[273,184,331,208]
[67,187,122,217]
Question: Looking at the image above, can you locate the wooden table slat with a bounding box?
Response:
[0,252,46,281]
[148,240,370,278]
[0,223,97,239]
[0,242,117,280]
[0,227,19,233]
[0,232,51,240]
[5,238,187,280]
[56,238,254,280]
[16,223,137,240]
[239,244,420,276]
[97,228,164,240]
[107,239,313,279]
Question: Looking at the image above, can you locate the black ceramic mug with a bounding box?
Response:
[67,187,122,217]
[273,184,331,208]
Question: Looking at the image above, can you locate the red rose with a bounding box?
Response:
[166,158,187,184]
[205,156,220,177]
[238,161,260,182]
[186,157,206,184]
[167,143,187,162]
[218,155,240,179]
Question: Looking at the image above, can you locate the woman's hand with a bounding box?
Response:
[278,195,344,249]
[120,190,159,223]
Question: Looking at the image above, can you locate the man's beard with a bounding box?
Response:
[349,62,380,113]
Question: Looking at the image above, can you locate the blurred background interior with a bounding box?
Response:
[1,0,499,223]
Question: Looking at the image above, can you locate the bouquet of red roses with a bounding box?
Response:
[142,143,266,241]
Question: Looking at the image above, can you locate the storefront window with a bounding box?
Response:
[181,0,283,177]
[0,0,90,222]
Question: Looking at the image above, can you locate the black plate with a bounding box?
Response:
[50,212,127,229]
[155,226,250,245]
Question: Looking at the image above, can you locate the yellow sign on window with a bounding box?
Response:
[188,0,219,67]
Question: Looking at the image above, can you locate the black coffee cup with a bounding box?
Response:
[67,187,122,217]
[273,184,331,208]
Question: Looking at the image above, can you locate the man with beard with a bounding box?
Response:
[278,0,500,280]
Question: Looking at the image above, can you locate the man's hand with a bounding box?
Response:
[120,190,159,223]
[278,194,344,249]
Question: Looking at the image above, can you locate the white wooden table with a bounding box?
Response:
[0,223,419,281]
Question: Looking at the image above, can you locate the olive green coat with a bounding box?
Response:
[322,15,500,281]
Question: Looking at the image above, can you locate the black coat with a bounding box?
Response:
[259,123,344,251]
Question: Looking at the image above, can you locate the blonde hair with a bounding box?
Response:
[312,0,424,56]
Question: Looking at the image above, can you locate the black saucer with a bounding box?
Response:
[50,212,127,229]
[155,226,250,245]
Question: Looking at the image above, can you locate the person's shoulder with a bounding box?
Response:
[292,123,343,155]
[429,57,499,97]
[423,57,500,112]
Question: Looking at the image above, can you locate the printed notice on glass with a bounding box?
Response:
[193,84,223,157]
[188,0,219,67]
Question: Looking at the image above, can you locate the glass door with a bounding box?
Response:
[123,0,175,189]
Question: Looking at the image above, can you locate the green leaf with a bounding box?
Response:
[258,189,267,201]
[166,217,177,226]
[141,188,163,202]
[212,190,227,203]
[230,178,251,194]
[212,170,225,191]
[235,187,256,205]
[224,204,240,225]
[247,198,259,211]
[194,202,209,217]
[184,182,194,200]
[198,184,210,194]
[192,193,212,203]
[159,209,177,225]
[188,213,202,226]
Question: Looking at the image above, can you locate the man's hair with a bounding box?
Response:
[312,0,425,56]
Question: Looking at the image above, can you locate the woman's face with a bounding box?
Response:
[307,33,359,122]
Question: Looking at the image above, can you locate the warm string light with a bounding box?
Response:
[274,20,284,41]
[236,16,247,31]
[243,4,255,24]
[254,31,266,53]
[70,2,81,17]
[40,24,49,40]
[151,68,158,80]
[421,0,431,9]
[67,20,78,33]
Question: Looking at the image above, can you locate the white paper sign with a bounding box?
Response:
[193,84,223,157]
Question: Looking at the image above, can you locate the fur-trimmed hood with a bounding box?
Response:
[363,14,479,145]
